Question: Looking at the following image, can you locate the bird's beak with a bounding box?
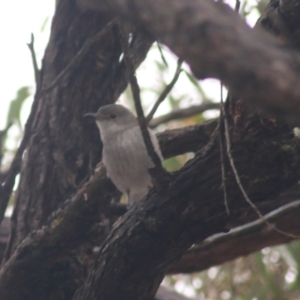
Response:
[84,113,97,119]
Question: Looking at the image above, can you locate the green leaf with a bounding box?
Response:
[40,17,49,32]
[6,86,30,128]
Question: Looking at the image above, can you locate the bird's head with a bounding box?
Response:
[85,104,138,137]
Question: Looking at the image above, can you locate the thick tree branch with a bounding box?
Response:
[72,130,300,299]
[0,120,214,259]
[157,119,218,158]
[168,199,300,274]
[0,119,217,297]
[1,193,300,276]
[78,0,300,124]
[1,115,299,299]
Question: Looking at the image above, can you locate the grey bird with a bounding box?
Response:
[85,104,163,205]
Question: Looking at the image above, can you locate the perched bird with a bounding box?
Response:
[85,104,163,205]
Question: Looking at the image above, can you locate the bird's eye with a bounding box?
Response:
[109,113,117,119]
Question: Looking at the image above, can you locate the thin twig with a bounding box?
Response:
[149,103,220,127]
[118,25,165,183]
[0,97,40,226]
[0,34,46,226]
[219,85,230,215]
[43,20,116,93]
[146,58,183,123]
[225,0,298,237]
[222,96,300,239]
[156,42,169,67]
[27,33,40,87]
[192,199,300,252]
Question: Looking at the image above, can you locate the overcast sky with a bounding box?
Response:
[0,0,54,129]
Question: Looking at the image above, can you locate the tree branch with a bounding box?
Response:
[167,199,300,274]
[146,58,183,123]
[1,193,300,276]
[79,0,300,124]
[0,119,218,294]
[72,131,300,299]
[157,118,218,157]
[3,1,300,299]
[0,87,41,227]
[1,120,300,298]
[150,103,220,128]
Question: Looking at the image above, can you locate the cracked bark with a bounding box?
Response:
[1,0,300,300]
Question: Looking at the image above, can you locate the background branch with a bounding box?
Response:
[150,103,220,128]
[146,58,183,123]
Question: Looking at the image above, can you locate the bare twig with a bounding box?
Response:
[0,112,39,226]
[198,199,300,250]
[118,25,165,180]
[219,85,230,215]
[168,199,300,274]
[27,33,40,87]
[156,42,169,67]
[0,35,42,249]
[222,95,300,239]
[146,58,183,123]
[150,103,220,127]
[43,20,116,93]
[0,35,45,226]
[221,0,298,237]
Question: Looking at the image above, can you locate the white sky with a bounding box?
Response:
[0,0,55,129]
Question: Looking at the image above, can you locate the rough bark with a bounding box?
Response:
[7,1,152,255]
[1,0,300,300]
[1,0,152,299]
[1,195,300,276]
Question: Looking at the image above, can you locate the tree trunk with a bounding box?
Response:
[1,0,300,299]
